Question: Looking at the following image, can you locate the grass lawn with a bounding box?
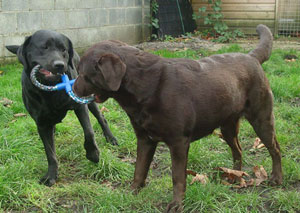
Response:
[0,45,300,212]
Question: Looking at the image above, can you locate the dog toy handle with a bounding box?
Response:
[30,65,58,91]
[30,64,94,104]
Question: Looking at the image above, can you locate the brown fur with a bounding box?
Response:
[73,25,282,212]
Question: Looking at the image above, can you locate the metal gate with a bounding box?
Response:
[276,0,300,36]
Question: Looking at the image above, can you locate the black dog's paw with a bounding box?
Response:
[86,149,100,163]
[39,173,57,187]
[107,136,118,146]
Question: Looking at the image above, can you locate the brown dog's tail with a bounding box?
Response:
[249,24,273,64]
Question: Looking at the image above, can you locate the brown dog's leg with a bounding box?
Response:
[131,135,157,191]
[221,119,242,170]
[248,113,282,185]
[247,97,282,185]
[167,139,190,212]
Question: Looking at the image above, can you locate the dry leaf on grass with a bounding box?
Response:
[186,169,208,185]
[285,58,296,62]
[190,174,209,185]
[252,137,265,149]
[0,70,4,75]
[252,165,268,186]
[217,167,249,179]
[120,157,136,164]
[213,130,223,139]
[216,167,249,188]
[0,98,13,107]
[14,113,27,118]
[9,119,17,124]
[101,180,113,188]
[100,106,109,113]
[217,165,268,188]
[186,169,197,176]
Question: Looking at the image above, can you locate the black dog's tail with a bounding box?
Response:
[249,24,273,64]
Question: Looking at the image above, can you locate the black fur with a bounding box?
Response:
[6,30,118,186]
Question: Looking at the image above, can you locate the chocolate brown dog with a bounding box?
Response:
[73,25,282,212]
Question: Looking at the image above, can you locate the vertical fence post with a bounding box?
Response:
[275,0,280,36]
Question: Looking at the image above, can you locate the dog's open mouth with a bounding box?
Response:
[39,68,55,77]
[94,94,108,103]
[94,95,102,103]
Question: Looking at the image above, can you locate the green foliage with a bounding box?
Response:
[163,35,175,42]
[150,0,159,39]
[193,0,244,42]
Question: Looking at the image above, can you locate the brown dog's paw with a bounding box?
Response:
[269,173,283,186]
[166,200,183,213]
[130,180,146,195]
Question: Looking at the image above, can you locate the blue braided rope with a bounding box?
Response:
[68,91,94,104]
[30,65,58,91]
[30,64,94,104]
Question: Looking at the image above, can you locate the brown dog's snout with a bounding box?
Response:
[73,76,88,97]
[72,80,81,97]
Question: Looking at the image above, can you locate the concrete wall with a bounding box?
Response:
[0,0,151,60]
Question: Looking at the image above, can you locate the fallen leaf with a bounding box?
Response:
[216,167,249,184]
[252,137,265,149]
[221,180,231,186]
[101,180,113,188]
[0,70,3,75]
[253,137,261,148]
[10,119,17,124]
[14,113,27,118]
[253,165,268,186]
[120,157,136,164]
[100,106,109,113]
[239,178,247,188]
[217,166,269,188]
[246,178,255,186]
[0,98,13,107]
[213,130,223,139]
[190,174,209,185]
[217,167,249,178]
[186,169,197,176]
[257,144,265,149]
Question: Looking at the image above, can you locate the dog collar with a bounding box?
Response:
[30,64,94,104]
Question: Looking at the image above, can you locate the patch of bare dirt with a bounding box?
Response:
[135,37,300,52]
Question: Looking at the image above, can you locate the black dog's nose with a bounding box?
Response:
[53,60,65,71]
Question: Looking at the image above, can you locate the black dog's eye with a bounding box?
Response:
[62,48,66,52]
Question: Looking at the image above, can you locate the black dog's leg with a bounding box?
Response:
[38,125,58,187]
[75,105,100,163]
[88,102,118,145]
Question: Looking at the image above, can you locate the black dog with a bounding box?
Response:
[6,30,117,186]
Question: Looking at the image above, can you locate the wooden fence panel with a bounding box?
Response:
[192,0,276,34]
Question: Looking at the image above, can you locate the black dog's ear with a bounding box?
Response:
[6,45,20,54]
[97,54,126,91]
[8,36,32,71]
[66,37,74,69]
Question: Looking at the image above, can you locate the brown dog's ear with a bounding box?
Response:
[97,54,126,91]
